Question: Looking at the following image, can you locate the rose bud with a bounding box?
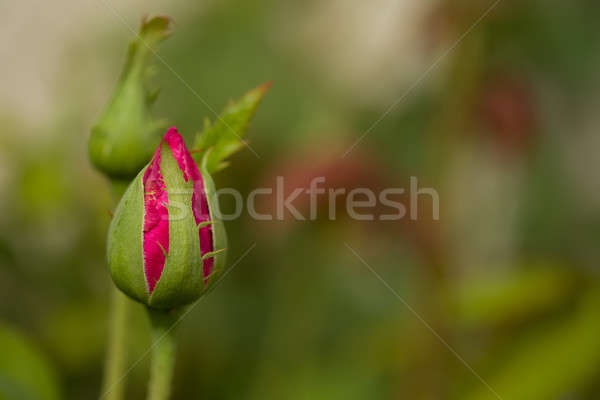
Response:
[107,127,227,309]
[88,16,171,179]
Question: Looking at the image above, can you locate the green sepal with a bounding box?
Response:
[200,151,228,291]
[89,16,172,179]
[192,82,271,174]
[196,220,214,229]
[107,167,148,303]
[201,248,227,261]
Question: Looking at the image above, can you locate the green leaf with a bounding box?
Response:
[461,289,600,400]
[192,82,271,174]
[0,324,61,400]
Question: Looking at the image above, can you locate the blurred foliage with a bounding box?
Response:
[446,262,576,328]
[1,0,600,399]
[0,324,61,400]
[462,290,600,400]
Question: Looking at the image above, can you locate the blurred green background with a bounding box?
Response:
[2,0,600,399]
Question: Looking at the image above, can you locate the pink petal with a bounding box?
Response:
[143,144,170,292]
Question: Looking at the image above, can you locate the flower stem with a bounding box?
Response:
[147,309,178,400]
[99,179,134,400]
[100,288,130,400]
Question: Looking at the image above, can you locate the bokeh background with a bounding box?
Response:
[2,0,600,399]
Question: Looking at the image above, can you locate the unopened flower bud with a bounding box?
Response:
[107,127,227,309]
[89,16,172,179]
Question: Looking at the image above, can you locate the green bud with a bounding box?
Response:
[89,16,172,179]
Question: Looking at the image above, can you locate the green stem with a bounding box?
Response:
[99,179,134,400]
[101,289,130,400]
[147,309,178,400]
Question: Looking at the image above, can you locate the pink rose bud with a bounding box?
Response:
[107,127,227,309]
